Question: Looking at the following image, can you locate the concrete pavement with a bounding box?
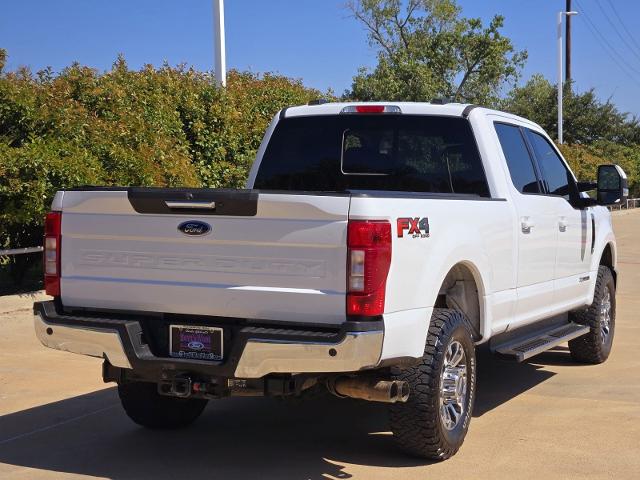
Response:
[1,211,639,479]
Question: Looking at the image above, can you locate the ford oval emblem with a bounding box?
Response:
[178,221,211,236]
[188,341,205,351]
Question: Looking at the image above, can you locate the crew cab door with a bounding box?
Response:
[494,123,558,328]
[523,129,593,309]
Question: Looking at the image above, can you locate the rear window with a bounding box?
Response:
[253,115,490,196]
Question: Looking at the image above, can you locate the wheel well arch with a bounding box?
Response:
[435,261,485,341]
[599,242,617,286]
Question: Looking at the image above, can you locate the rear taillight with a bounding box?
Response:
[44,211,62,296]
[347,220,392,316]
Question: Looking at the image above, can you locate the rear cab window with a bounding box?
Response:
[254,115,490,197]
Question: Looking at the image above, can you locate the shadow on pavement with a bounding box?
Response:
[474,345,556,416]
[526,346,590,367]
[0,349,563,479]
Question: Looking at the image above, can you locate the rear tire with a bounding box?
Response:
[118,381,208,429]
[569,265,616,364]
[390,308,476,460]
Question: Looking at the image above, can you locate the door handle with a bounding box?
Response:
[558,216,568,232]
[521,217,535,234]
[165,201,217,210]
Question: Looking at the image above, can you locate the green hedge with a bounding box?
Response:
[558,142,640,197]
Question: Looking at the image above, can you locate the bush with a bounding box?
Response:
[0,50,322,288]
[558,141,639,197]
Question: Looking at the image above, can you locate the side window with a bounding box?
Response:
[494,123,540,194]
[525,130,572,199]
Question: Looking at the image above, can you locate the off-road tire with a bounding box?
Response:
[569,265,616,364]
[390,308,476,460]
[118,381,208,429]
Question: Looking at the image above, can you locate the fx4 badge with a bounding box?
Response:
[397,217,430,238]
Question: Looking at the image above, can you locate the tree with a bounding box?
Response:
[558,141,639,197]
[499,75,640,196]
[501,74,640,145]
[345,0,527,104]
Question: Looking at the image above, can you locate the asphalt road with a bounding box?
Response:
[1,211,639,479]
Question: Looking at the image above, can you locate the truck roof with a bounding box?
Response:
[282,101,542,131]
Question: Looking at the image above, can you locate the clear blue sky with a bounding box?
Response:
[2,0,640,116]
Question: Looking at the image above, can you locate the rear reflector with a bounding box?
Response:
[341,105,402,114]
[44,211,62,296]
[347,220,392,316]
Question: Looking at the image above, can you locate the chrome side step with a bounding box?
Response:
[494,322,590,362]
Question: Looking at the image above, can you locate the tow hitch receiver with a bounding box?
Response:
[159,376,192,398]
[157,375,269,399]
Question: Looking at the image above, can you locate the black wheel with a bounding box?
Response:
[569,265,616,364]
[118,381,208,429]
[390,308,476,460]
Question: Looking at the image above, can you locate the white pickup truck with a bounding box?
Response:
[35,102,628,460]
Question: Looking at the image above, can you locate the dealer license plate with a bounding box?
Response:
[169,325,223,361]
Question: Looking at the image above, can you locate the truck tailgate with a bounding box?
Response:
[58,189,350,324]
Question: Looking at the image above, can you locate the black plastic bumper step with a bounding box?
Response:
[495,322,590,362]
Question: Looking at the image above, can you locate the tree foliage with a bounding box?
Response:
[0,48,321,284]
[501,74,640,145]
[501,74,640,196]
[559,142,639,196]
[346,0,527,103]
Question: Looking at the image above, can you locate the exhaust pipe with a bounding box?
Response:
[329,377,410,404]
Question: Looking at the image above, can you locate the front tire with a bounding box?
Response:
[390,308,476,460]
[118,381,208,429]
[569,265,616,364]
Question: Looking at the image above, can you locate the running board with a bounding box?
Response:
[494,322,590,362]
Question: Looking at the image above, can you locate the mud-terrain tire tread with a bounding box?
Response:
[118,381,208,429]
[389,308,476,460]
[569,265,615,364]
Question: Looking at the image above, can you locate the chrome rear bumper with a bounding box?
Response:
[234,331,383,378]
[35,314,132,369]
[34,301,383,379]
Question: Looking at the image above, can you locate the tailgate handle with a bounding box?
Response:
[165,200,216,210]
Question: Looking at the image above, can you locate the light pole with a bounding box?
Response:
[213,0,226,87]
[557,10,578,144]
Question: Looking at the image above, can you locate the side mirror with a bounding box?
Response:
[597,164,628,206]
[577,181,597,193]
